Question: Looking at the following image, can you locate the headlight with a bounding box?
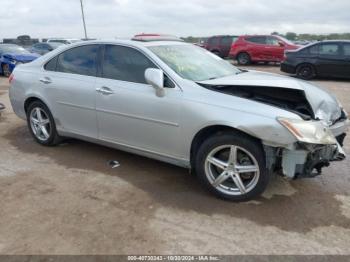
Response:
[277,117,337,145]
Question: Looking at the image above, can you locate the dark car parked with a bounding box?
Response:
[204,35,238,58]
[30,42,63,55]
[281,40,350,80]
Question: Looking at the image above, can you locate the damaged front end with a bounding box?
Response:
[265,120,348,179]
[198,78,348,179]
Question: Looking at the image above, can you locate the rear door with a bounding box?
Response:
[317,43,344,77]
[40,44,99,138]
[220,36,234,58]
[244,36,267,61]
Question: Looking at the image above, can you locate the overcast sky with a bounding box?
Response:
[0,0,349,40]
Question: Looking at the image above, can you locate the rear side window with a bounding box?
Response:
[44,56,58,71]
[56,45,98,76]
[102,45,156,84]
[221,36,232,45]
[309,45,319,55]
[245,36,266,44]
[319,44,340,56]
[343,44,350,56]
[208,37,219,45]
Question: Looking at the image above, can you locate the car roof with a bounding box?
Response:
[209,35,238,38]
[318,40,350,43]
[67,39,190,48]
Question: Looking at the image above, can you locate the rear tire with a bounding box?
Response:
[296,64,316,80]
[237,52,251,65]
[26,101,62,146]
[195,132,269,201]
[212,50,221,57]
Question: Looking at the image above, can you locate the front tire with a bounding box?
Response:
[26,101,61,146]
[195,132,269,201]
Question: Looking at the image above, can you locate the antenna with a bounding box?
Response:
[80,0,88,39]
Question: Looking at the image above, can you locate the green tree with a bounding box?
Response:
[285,32,297,41]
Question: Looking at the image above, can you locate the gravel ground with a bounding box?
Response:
[0,65,349,255]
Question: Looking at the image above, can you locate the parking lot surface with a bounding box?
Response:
[0,65,349,255]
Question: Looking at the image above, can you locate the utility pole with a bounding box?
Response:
[80,0,88,39]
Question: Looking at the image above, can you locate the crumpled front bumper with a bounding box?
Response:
[268,119,348,179]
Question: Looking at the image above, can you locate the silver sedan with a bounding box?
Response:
[9,39,349,201]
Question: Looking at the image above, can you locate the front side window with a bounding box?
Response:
[56,45,98,76]
[266,37,280,46]
[209,37,219,45]
[149,44,240,81]
[102,45,156,84]
[319,44,340,56]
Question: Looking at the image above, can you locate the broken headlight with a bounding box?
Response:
[277,117,337,145]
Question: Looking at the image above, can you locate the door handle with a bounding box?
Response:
[96,86,114,95]
[39,77,52,84]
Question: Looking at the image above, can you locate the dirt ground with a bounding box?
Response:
[0,65,349,255]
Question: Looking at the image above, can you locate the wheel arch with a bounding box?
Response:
[190,125,262,169]
[296,62,317,73]
[24,96,52,114]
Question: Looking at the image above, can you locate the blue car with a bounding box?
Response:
[0,44,39,77]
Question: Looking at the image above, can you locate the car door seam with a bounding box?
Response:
[96,107,179,127]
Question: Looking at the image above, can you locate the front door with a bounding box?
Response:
[95,44,182,157]
[265,36,284,61]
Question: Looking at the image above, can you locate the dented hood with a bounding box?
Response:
[200,70,342,123]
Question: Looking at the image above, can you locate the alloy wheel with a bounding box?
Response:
[2,64,11,77]
[29,107,51,141]
[204,145,260,196]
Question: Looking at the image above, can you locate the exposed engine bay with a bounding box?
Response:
[199,84,315,120]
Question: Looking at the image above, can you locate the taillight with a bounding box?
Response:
[9,74,14,84]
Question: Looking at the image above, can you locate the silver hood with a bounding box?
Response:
[200,70,343,124]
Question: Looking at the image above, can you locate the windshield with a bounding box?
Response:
[0,45,30,54]
[275,36,295,46]
[148,44,240,81]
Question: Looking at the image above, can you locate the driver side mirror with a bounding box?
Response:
[145,68,165,97]
[278,41,285,47]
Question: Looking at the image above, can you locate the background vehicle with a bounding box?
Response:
[9,40,348,201]
[204,35,238,58]
[229,35,299,65]
[0,44,39,77]
[281,40,350,80]
[30,42,64,55]
[46,38,81,44]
